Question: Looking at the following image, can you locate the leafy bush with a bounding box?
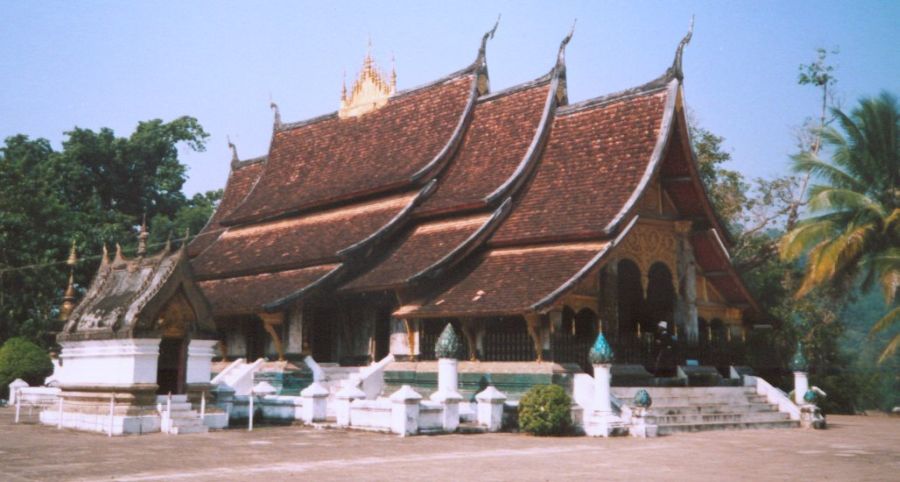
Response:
[518,384,572,436]
[0,337,53,398]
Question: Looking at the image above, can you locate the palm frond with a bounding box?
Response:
[779,220,833,261]
[877,333,900,364]
[791,152,863,191]
[806,186,883,216]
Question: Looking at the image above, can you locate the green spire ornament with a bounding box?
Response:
[633,388,652,408]
[589,331,614,364]
[803,389,818,404]
[434,323,461,359]
[789,341,808,372]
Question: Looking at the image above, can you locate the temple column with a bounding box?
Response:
[598,263,619,340]
[460,318,481,361]
[258,311,286,361]
[389,318,419,361]
[285,305,305,357]
[524,313,549,362]
[674,221,698,345]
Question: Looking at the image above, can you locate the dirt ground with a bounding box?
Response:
[0,408,897,481]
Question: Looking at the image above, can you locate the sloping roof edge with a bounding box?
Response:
[529,215,639,313]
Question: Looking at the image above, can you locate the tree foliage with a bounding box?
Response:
[0,117,214,346]
[0,337,53,398]
[781,92,900,363]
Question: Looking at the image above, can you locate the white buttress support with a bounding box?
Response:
[389,385,422,436]
[475,386,507,432]
[186,340,218,385]
[335,385,366,427]
[300,382,329,423]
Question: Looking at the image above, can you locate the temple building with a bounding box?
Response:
[184,22,761,383]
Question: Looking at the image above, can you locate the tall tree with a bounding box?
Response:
[780,92,900,362]
[0,117,209,346]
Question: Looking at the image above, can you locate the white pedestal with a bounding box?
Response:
[793,371,809,405]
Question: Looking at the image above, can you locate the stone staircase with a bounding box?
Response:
[612,386,798,434]
[156,394,208,435]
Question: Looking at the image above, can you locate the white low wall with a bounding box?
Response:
[349,399,392,430]
[59,339,160,386]
[418,401,443,433]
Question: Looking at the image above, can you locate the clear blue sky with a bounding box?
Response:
[1,1,897,197]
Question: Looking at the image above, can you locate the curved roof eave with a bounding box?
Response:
[529,215,639,313]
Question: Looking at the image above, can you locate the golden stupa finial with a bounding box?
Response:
[164,231,173,253]
[339,37,395,119]
[114,242,123,262]
[59,239,78,321]
[66,239,78,267]
[136,213,149,257]
[100,243,109,266]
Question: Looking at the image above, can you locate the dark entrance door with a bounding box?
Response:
[157,337,187,394]
[374,308,392,361]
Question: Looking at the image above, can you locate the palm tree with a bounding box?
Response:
[780,91,899,363]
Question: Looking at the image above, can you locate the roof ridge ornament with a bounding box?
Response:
[668,15,694,81]
[557,19,576,68]
[227,135,239,168]
[554,19,576,104]
[270,101,282,130]
[475,15,501,95]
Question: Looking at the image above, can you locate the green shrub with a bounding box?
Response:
[0,337,53,398]
[518,384,572,436]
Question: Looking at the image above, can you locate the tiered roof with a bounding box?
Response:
[189,22,759,321]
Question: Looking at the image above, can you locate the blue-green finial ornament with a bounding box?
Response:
[589,331,614,364]
[633,389,652,408]
[789,341,808,372]
[803,389,818,404]
[434,323,461,359]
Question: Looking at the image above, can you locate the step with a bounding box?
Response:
[157,402,193,412]
[650,404,779,415]
[169,424,209,435]
[155,395,189,404]
[651,412,790,425]
[617,395,767,406]
[656,419,799,435]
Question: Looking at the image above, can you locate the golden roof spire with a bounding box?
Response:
[59,239,78,321]
[66,239,78,267]
[339,38,396,119]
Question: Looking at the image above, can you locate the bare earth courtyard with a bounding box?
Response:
[0,409,897,481]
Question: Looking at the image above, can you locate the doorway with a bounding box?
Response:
[157,337,187,394]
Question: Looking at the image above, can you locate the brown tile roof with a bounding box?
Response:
[187,159,265,258]
[395,242,609,318]
[491,87,671,246]
[223,74,475,225]
[342,215,490,292]
[191,193,415,279]
[415,82,550,216]
[198,265,339,317]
